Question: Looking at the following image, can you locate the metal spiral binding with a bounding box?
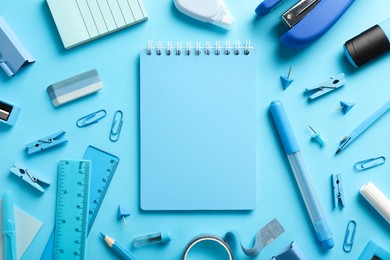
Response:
[225,41,231,55]
[157,41,163,56]
[147,41,252,56]
[147,40,153,55]
[205,42,211,55]
[234,41,240,55]
[195,42,201,56]
[166,42,172,56]
[244,40,251,55]
[215,41,221,55]
[176,42,182,56]
[185,42,192,55]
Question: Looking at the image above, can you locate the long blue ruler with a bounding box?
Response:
[41,147,119,259]
[54,160,90,259]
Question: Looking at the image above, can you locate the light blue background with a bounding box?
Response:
[0,0,389,259]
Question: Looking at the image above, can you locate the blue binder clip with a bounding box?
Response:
[0,98,21,126]
[25,131,68,155]
[0,16,35,77]
[332,173,345,208]
[304,73,346,100]
[256,0,355,49]
[10,163,50,192]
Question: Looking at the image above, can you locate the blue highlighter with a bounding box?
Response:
[344,18,390,67]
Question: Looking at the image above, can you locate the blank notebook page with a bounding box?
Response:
[140,42,257,210]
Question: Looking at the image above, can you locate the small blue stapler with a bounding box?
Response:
[256,0,355,49]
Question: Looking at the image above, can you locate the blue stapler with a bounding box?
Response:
[256,0,355,49]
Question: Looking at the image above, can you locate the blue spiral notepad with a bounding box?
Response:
[140,42,257,210]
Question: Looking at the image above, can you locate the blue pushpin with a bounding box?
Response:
[117,205,131,226]
[309,125,326,147]
[280,67,294,90]
[339,101,355,114]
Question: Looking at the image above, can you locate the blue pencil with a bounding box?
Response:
[100,232,136,260]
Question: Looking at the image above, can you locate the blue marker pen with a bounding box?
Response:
[269,100,334,250]
[344,18,390,67]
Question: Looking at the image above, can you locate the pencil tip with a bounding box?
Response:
[335,149,340,155]
[100,232,105,238]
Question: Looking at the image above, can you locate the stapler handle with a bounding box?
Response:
[280,0,355,49]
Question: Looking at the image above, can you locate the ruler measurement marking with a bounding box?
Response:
[54,160,90,260]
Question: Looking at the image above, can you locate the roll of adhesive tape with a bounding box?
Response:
[182,235,233,260]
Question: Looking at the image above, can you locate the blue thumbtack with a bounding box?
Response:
[117,205,131,227]
[338,101,355,114]
[280,67,294,90]
[308,125,326,147]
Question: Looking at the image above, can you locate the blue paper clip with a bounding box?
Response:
[109,110,123,142]
[353,156,386,172]
[343,220,357,253]
[76,109,106,128]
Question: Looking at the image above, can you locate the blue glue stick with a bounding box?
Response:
[344,18,390,67]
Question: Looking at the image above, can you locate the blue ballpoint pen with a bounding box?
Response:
[336,99,390,155]
[270,100,334,249]
[2,192,17,260]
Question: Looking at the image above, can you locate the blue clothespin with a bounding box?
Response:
[332,173,345,208]
[0,16,35,77]
[25,131,67,155]
[117,205,131,226]
[339,101,355,114]
[280,67,294,90]
[305,73,347,100]
[9,163,50,192]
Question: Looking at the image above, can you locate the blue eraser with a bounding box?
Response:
[0,98,21,126]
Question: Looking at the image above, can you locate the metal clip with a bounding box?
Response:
[110,110,123,142]
[353,156,386,172]
[76,109,107,127]
[343,220,357,253]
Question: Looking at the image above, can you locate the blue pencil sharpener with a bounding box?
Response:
[0,99,21,126]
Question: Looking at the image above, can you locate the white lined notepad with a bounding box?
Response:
[47,0,148,49]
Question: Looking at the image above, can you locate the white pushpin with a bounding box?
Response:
[174,0,234,30]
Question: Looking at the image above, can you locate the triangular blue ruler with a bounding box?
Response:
[54,160,91,259]
[83,146,119,233]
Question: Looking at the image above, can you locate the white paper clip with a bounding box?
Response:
[353,156,385,172]
[10,163,50,192]
[110,110,123,142]
[26,131,68,155]
[305,73,347,100]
